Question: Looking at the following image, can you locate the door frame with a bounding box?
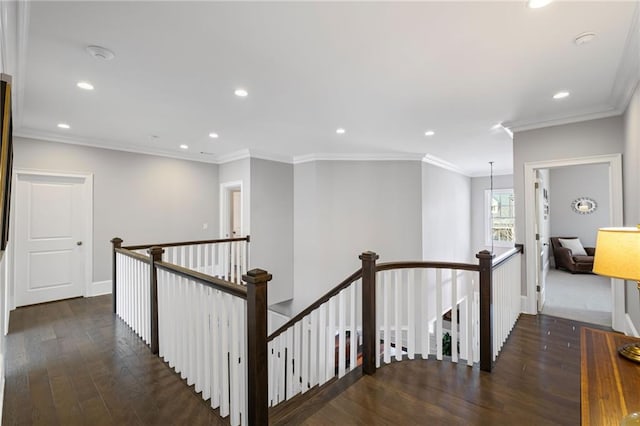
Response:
[10,169,93,310]
[523,154,624,331]
[219,180,243,238]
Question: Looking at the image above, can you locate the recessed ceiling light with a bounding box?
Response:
[574,32,596,46]
[234,88,248,97]
[553,91,570,100]
[57,123,70,129]
[336,128,346,135]
[527,0,552,9]
[77,81,94,90]
[180,144,189,150]
[424,130,435,136]
[209,132,219,139]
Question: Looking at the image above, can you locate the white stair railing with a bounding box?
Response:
[375,267,479,367]
[157,268,247,425]
[114,250,151,344]
[491,247,523,360]
[267,271,363,408]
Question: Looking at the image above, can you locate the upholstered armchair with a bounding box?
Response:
[550,237,595,274]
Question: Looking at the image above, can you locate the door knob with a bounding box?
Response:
[77,241,83,246]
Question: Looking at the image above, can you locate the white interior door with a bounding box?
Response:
[15,173,90,306]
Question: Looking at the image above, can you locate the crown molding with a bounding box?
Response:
[292,152,425,164]
[214,149,251,164]
[503,107,623,133]
[422,154,470,176]
[610,1,640,113]
[15,128,219,164]
[247,150,293,164]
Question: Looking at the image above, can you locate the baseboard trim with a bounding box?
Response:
[626,314,639,337]
[88,280,112,297]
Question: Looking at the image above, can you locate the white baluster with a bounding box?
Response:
[451,270,458,363]
[383,272,391,364]
[309,310,318,388]
[407,269,416,360]
[317,303,327,385]
[394,270,401,362]
[338,289,346,377]
[301,315,310,393]
[349,282,357,371]
[435,269,443,361]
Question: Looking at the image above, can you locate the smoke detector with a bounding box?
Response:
[86,45,115,61]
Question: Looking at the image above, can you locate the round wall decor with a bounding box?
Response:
[571,197,597,214]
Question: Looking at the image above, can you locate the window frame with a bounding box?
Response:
[485,188,515,247]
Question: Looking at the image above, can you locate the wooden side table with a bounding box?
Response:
[581,327,640,425]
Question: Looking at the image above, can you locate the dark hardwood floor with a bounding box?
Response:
[2,295,228,426]
[2,296,609,425]
[299,315,608,425]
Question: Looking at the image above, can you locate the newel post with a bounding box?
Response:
[360,251,379,376]
[149,246,164,355]
[243,268,272,426]
[111,237,123,314]
[476,250,494,372]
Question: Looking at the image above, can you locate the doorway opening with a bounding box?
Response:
[219,181,243,239]
[524,154,624,331]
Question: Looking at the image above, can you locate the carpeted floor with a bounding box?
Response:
[541,268,611,327]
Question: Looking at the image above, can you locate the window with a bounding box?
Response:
[485,189,515,246]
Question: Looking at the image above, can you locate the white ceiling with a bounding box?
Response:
[10,1,640,176]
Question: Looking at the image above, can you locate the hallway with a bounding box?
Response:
[2,295,612,425]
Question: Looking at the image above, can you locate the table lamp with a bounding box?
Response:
[593,226,640,363]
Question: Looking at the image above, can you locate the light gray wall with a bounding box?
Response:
[13,137,219,283]
[537,169,551,271]
[250,158,293,305]
[292,160,423,315]
[470,174,513,254]
[513,116,624,299]
[422,163,471,262]
[513,116,624,244]
[549,163,610,247]
[624,82,640,332]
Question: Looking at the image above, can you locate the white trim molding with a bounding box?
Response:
[421,153,469,176]
[89,280,112,297]
[626,314,640,338]
[523,154,624,331]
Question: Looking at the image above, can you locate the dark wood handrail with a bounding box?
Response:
[267,268,363,342]
[376,260,479,273]
[154,260,248,299]
[123,235,250,251]
[115,247,151,264]
[492,244,524,270]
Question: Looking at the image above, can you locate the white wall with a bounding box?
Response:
[291,160,423,315]
[623,82,640,333]
[13,137,220,287]
[470,174,513,254]
[422,163,471,262]
[549,163,610,247]
[250,158,293,305]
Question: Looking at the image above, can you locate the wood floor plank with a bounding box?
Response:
[2,295,229,426]
[300,314,610,425]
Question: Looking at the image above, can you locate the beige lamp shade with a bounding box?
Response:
[593,227,640,281]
